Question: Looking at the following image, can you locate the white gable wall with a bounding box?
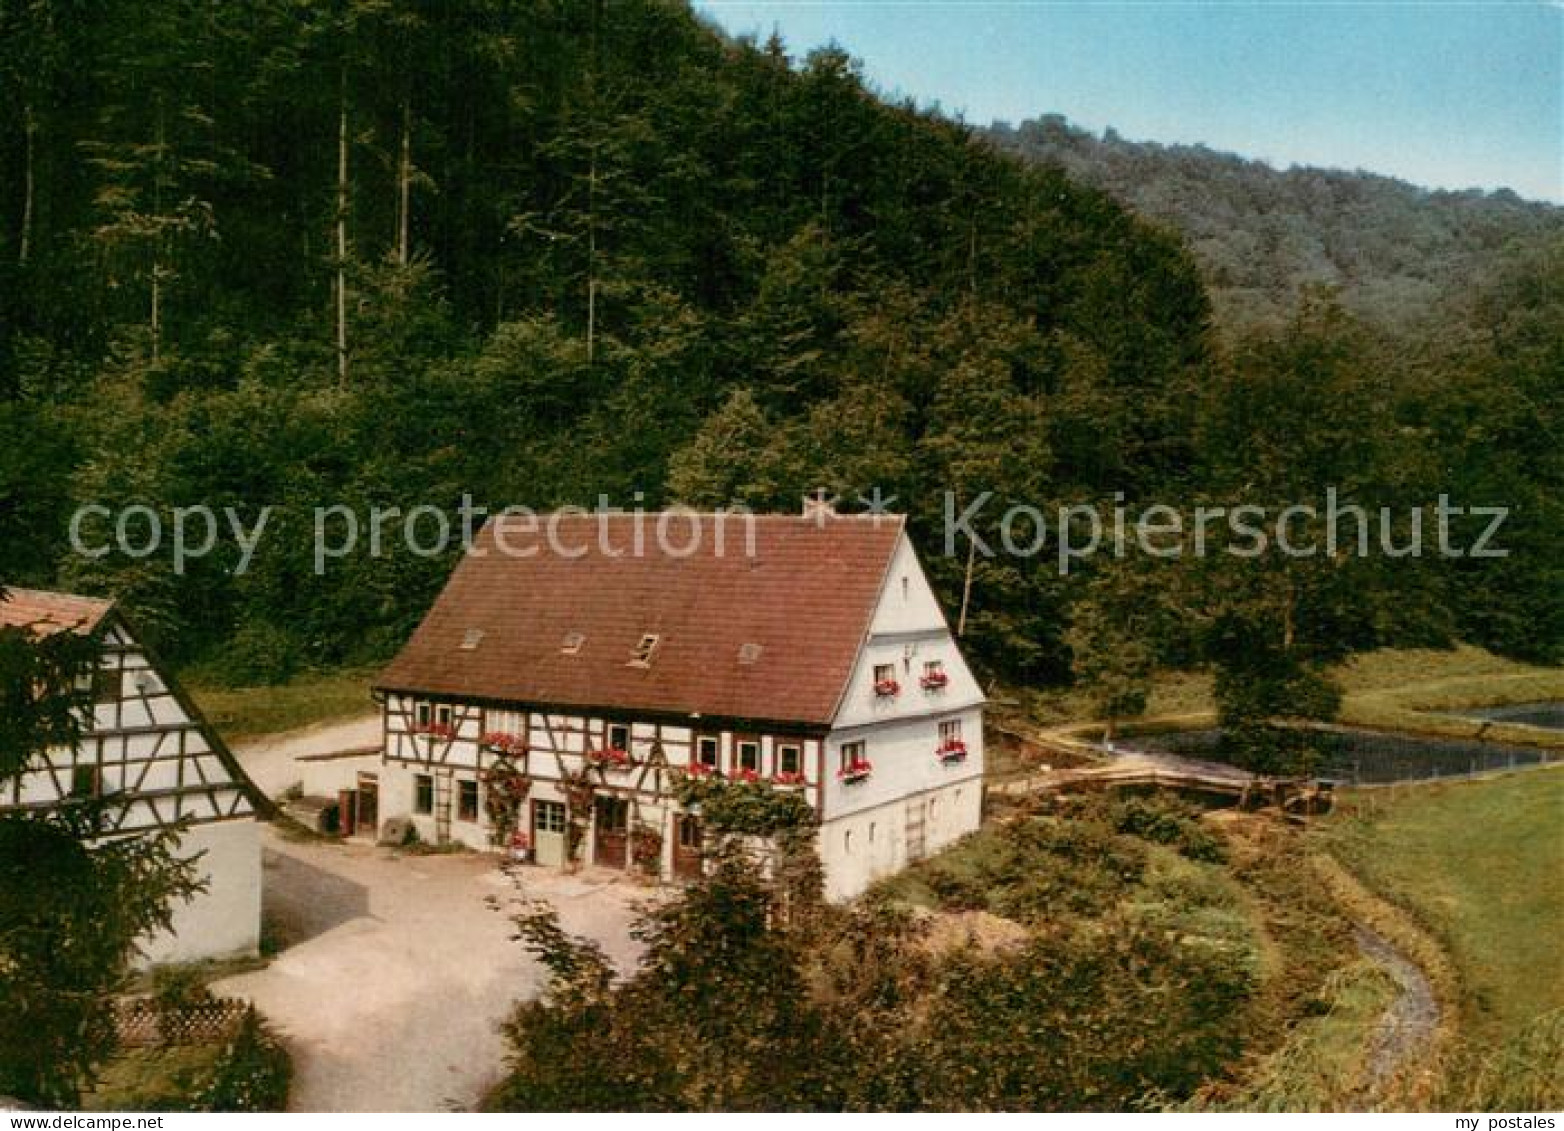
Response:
[819,532,985,899]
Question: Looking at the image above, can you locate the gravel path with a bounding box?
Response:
[232,714,381,799]
[215,826,647,1112]
[1354,925,1441,1095]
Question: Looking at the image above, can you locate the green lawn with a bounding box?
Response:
[1319,766,1564,1040]
[184,667,376,742]
[1334,646,1564,750]
[1016,645,1564,752]
[82,1044,224,1111]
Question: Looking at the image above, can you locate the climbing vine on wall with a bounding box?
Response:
[559,769,596,863]
[631,823,663,875]
[482,762,533,847]
[670,772,817,836]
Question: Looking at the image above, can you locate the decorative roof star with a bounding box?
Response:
[858,486,899,525]
[803,487,839,527]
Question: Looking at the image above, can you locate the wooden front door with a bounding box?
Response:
[356,773,379,837]
[532,800,567,868]
[673,814,703,880]
[593,796,630,868]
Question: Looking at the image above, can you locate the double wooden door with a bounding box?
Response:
[532,800,567,867]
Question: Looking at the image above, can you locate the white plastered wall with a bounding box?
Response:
[138,818,262,966]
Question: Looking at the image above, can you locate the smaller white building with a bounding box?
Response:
[367,508,986,900]
[0,589,265,965]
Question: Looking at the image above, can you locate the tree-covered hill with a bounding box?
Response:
[0,1,1557,695]
[989,115,1564,337]
[0,0,1211,677]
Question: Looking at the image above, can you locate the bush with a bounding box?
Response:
[193,1008,291,1112]
[150,965,215,1017]
[1109,795,1228,863]
[221,621,301,687]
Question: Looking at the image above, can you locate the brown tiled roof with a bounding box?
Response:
[376,513,906,727]
[0,588,114,637]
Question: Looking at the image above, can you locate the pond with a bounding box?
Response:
[1457,700,1564,731]
[1131,726,1560,785]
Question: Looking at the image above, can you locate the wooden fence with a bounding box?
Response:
[115,996,252,1048]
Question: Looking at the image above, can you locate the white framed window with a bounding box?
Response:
[839,739,866,773]
[939,719,963,743]
[737,739,760,773]
[777,743,802,776]
[535,800,567,833]
[696,735,720,767]
[607,722,630,751]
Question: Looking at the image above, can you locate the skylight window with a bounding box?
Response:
[460,628,485,651]
[561,631,586,655]
[738,643,763,665]
[630,633,660,666]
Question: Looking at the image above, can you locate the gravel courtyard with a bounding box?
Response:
[215,825,649,1112]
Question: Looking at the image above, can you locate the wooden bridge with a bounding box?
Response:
[989,722,1333,815]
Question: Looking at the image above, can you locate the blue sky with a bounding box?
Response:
[695,2,1563,203]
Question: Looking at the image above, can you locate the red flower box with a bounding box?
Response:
[837,760,873,784]
[480,731,528,756]
[920,671,949,690]
[686,761,720,777]
[732,767,761,784]
[587,746,633,770]
[772,771,807,787]
[414,722,455,739]
[874,678,901,698]
[936,738,967,762]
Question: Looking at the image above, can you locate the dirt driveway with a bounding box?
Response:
[233,714,382,800]
[215,826,648,1112]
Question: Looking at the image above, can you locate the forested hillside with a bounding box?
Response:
[990,115,1564,337]
[1,1,1559,699]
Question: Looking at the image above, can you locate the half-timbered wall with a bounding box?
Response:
[378,692,823,860]
[0,615,262,964]
[3,620,257,833]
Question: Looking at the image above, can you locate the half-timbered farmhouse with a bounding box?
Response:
[369,509,985,899]
[0,589,265,964]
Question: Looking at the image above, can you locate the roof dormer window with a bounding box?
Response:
[561,631,586,655]
[738,642,763,665]
[460,628,485,651]
[630,633,660,667]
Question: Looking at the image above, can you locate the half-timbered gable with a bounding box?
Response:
[372,511,984,896]
[0,589,265,963]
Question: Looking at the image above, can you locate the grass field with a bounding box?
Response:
[184,667,375,741]
[82,1043,224,1111]
[1015,644,1564,752]
[1333,646,1564,750]
[1320,767,1564,1042]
